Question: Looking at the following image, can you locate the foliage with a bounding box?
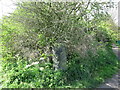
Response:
[1,2,117,59]
[10,2,117,53]
[64,47,119,88]
[0,47,119,88]
[0,59,64,88]
[0,1,119,88]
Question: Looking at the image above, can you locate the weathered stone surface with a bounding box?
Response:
[14,42,67,70]
[52,44,67,70]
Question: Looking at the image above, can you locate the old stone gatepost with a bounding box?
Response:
[52,43,67,70]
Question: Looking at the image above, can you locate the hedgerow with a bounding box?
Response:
[0,1,119,88]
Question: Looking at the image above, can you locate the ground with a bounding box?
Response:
[98,47,120,89]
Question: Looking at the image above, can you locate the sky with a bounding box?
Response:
[0,0,120,25]
[0,0,17,18]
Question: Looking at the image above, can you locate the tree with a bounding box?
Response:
[0,1,119,88]
[1,1,116,62]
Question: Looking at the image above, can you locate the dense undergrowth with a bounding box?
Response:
[0,1,119,88]
[0,47,119,88]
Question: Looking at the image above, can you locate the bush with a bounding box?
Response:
[64,47,119,88]
[0,1,119,88]
[0,59,64,88]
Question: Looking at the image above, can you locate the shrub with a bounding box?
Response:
[0,1,119,88]
[0,59,64,88]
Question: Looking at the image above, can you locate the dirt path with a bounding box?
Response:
[98,47,120,89]
[112,47,120,60]
[98,72,119,88]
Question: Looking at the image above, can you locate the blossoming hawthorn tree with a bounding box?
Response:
[1,1,117,66]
